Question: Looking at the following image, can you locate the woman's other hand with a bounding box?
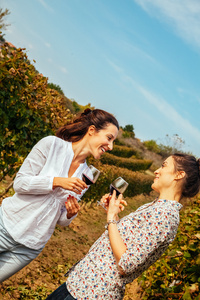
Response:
[107,191,127,221]
[100,193,127,215]
[106,191,127,266]
[100,193,111,210]
[53,177,88,194]
[65,195,81,219]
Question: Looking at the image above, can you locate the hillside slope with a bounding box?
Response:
[116,129,163,171]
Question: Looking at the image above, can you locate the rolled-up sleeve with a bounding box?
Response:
[13,137,54,194]
[57,187,89,226]
[118,212,177,275]
[57,206,77,226]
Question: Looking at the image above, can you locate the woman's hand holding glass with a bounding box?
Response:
[64,165,101,218]
[100,192,127,215]
[53,177,88,194]
[98,177,128,210]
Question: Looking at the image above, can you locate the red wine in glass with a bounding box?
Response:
[109,184,121,196]
[98,177,128,210]
[82,165,100,186]
[82,174,94,185]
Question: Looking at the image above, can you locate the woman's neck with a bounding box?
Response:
[159,190,181,202]
[71,138,90,164]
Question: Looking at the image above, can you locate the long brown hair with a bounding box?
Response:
[172,153,200,198]
[56,108,119,142]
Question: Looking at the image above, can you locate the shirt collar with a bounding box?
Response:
[157,198,183,210]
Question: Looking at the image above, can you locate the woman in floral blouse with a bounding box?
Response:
[46,153,200,300]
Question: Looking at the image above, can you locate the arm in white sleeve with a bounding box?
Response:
[57,189,88,227]
[13,136,55,194]
[57,206,77,226]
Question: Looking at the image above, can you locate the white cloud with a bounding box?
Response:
[37,0,54,13]
[133,0,200,50]
[47,58,68,74]
[6,28,13,34]
[177,87,200,103]
[27,29,51,49]
[108,59,200,144]
[107,59,124,74]
[123,41,159,65]
[28,43,33,49]
[59,66,67,74]
[129,77,200,142]
[44,42,51,48]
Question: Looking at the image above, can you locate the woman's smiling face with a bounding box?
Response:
[88,123,118,159]
[151,156,177,193]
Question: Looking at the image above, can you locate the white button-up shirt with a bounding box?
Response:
[1,136,88,250]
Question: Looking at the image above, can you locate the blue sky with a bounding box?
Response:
[2,0,200,156]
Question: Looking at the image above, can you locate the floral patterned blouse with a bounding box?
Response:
[66,199,183,299]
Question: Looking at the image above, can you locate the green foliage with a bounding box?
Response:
[69,100,94,114]
[123,124,134,132]
[138,196,200,299]
[108,145,138,158]
[158,143,181,158]
[144,140,160,153]
[0,8,10,41]
[3,285,51,299]
[144,134,187,158]
[122,124,135,138]
[48,82,64,95]
[100,153,152,172]
[72,100,81,113]
[114,138,126,146]
[82,158,153,203]
[0,43,72,180]
[165,134,185,153]
[0,8,10,30]
[143,139,172,157]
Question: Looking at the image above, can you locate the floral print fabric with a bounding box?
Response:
[66,199,182,299]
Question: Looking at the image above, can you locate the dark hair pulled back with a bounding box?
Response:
[172,153,200,198]
[56,108,119,142]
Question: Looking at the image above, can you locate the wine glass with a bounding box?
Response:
[82,165,100,185]
[67,165,100,201]
[97,177,128,209]
[110,177,129,196]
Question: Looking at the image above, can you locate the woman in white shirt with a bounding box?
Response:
[0,108,119,282]
[46,153,200,300]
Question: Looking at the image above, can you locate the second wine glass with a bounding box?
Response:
[98,177,128,209]
[109,177,129,196]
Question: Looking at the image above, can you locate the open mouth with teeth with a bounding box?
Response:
[100,147,106,153]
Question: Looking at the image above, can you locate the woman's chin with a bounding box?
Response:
[151,183,158,193]
[93,153,101,160]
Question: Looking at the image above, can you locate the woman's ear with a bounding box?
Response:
[175,171,186,180]
[88,125,96,136]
